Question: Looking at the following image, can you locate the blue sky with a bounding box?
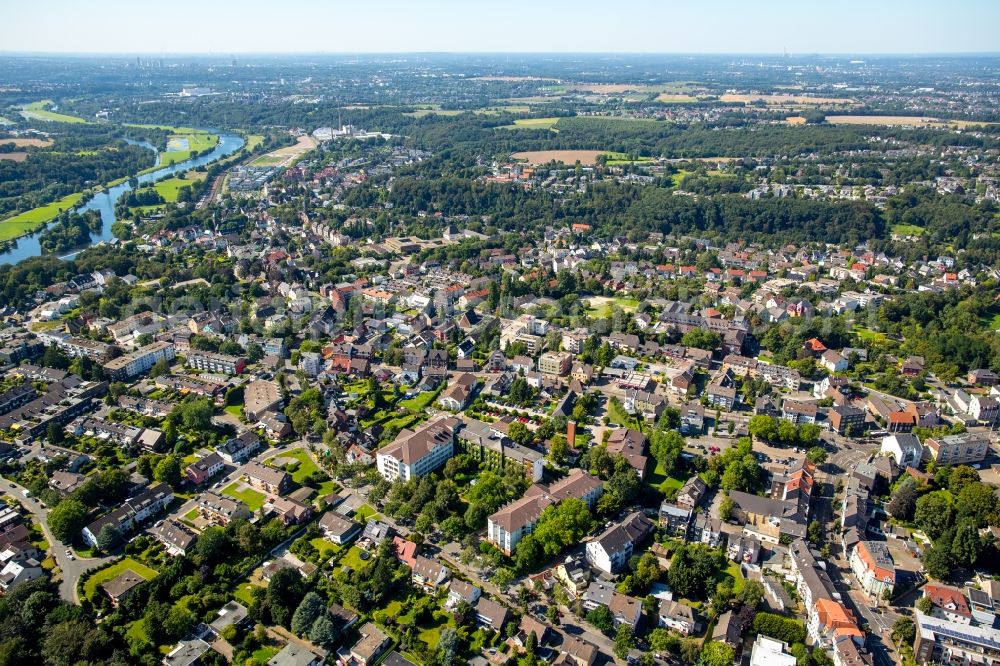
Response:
[5,0,999,54]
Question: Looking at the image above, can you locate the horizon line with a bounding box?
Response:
[2,50,1000,58]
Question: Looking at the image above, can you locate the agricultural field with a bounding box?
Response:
[0,192,84,241]
[511,149,605,165]
[720,93,856,106]
[1,137,54,148]
[82,557,158,601]
[655,93,699,103]
[403,108,464,118]
[21,100,88,123]
[499,117,559,130]
[0,153,27,162]
[244,134,265,151]
[824,115,992,129]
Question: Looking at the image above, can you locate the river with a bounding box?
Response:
[0,131,245,265]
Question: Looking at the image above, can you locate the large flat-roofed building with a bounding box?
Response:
[244,379,282,421]
[849,540,896,601]
[924,432,990,465]
[187,350,245,375]
[914,611,1000,665]
[103,341,175,380]
[376,416,459,481]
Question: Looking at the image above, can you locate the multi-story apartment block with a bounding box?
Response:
[924,433,990,465]
[102,341,175,380]
[187,351,245,375]
[376,416,459,481]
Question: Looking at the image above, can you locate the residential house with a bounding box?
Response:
[585,512,654,574]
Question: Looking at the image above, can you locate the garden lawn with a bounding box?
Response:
[234,582,264,606]
[222,482,266,511]
[310,538,341,563]
[83,558,158,601]
[718,560,746,593]
[892,223,925,236]
[355,504,381,522]
[417,610,456,650]
[269,448,320,483]
[338,545,370,571]
[608,400,643,431]
[224,404,243,418]
[648,462,684,495]
[400,388,441,413]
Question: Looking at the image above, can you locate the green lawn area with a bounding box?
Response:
[141,172,206,202]
[222,482,266,511]
[604,151,655,166]
[586,296,640,317]
[245,135,265,151]
[268,448,320,484]
[125,620,150,646]
[234,582,264,606]
[317,480,339,495]
[852,324,892,348]
[892,223,925,236]
[416,610,456,650]
[718,560,746,593]
[22,100,88,124]
[224,404,243,417]
[403,108,464,118]
[400,389,440,413]
[338,545,370,571]
[83,558,158,601]
[248,154,286,166]
[500,117,559,130]
[0,192,85,241]
[251,646,280,663]
[183,508,199,521]
[648,462,684,495]
[355,503,381,523]
[608,400,643,431]
[310,537,342,563]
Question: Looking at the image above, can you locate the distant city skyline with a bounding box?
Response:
[4,0,1000,55]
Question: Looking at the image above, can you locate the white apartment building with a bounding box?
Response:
[376,416,458,481]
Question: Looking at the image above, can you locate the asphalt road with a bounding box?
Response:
[0,473,113,602]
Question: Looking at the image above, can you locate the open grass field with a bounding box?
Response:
[512,149,605,165]
[0,153,27,162]
[500,117,559,130]
[721,93,856,106]
[156,131,219,166]
[2,137,54,148]
[83,558,158,601]
[249,134,316,167]
[823,115,993,129]
[222,482,266,511]
[471,75,558,82]
[585,295,640,317]
[244,134,265,151]
[21,100,88,124]
[892,223,926,236]
[138,172,206,203]
[0,192,84,242]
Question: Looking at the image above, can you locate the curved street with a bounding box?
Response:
[0,473,114,602]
